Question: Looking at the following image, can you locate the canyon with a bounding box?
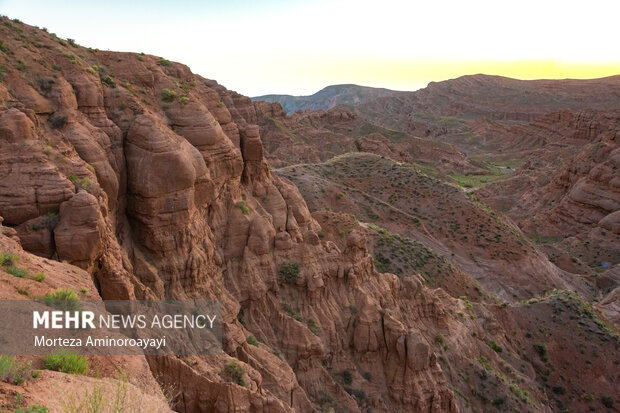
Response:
[0,17,618,413]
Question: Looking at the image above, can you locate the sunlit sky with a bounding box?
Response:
[2,0,619,96]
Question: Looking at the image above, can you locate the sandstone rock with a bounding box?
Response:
[54,190,103,265]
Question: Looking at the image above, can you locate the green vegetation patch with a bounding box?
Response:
[235,200,250,215]
[448,169,505,189]
[44,288,80,311]
[225,360,245,386]
[44,350,88,375]
[278,260,300,284]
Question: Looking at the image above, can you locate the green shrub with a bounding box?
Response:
[0,252,18,267]
[43,288,80,311]
[7,266,28,278]
[43,350,88,375]
[552,385,565,395]
[102,76,115,87]
[224,361,245,386]
[216,101,225,108]
[601,395,613,408]
[487,340,503,353]
[66,38,76,47]
[339,369,353,385]
[307,320,319,336]
[161,88,177,103]
[49,114,67,129]
[79,177,91,190]
[42,212,59,229]
[31,272,45,282]
[491,397,505,408]
[534,343,548,362]
[179,96,189,104]
[52,64,61,71]
[282,304,303,321]
[0,355,15,381]
[278,260,299,283]
[246,335,259,347]
[31,370,40,378]
[235,201,250,215]
[1,356,31,386]
[159,58,172,67]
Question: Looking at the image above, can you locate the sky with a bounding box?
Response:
[1,0,619,96]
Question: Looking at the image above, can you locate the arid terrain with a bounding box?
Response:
[0,17,618,413]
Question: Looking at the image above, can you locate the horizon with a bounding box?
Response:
[1,0,620,96]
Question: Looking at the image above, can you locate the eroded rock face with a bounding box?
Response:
[54,190,104,266]
[479,110,620,270]
[0,21,464,412]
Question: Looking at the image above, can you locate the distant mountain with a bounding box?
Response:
[356,74,620,129]
[252,84,401,113]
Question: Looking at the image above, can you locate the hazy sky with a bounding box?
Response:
[1,0,619,96]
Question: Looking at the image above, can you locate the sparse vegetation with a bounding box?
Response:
[235,200,250,215]
[487,340,503,353]
[1,252,30,279]
[0,252,17,267]
[278,260,300,284]
[283,304,303,321]
[102,76,115,87]
[491,397,505,408]
[43,350,88,375]
[224,361,245,386]
[48,114,67,129]
[44,288,80,311]
[0,355,15,381]
[307,320,319,336]
[159,58,172,67]
[601,395,614,408]
[338,369,353,385]
[552,385,565,395]
[6,266,28,278]
[12,404,49,413]
[161,88,177,102]
[246,335,259,347]
[534,343,548,362]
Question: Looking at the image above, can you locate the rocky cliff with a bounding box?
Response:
[0,18,460,413]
